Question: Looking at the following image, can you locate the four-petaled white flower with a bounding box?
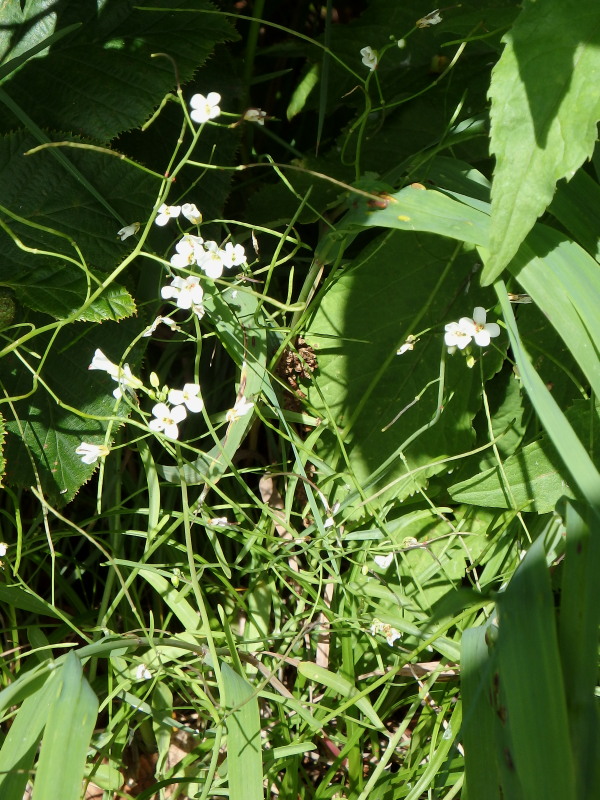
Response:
[360,46,378,71]
[221,242,246,268]
[181,203,203,225]
[0,542,7,557]
[117,222,140,241]
[417,9,442,28]
[226,396,254,423]
[170,234,205,269]
[374,553,394,569]
[76,442,110,465]
[161,275,204,310]
[149,402,187,439]
[444,307,500,351]
[142,316,179,337]
[168,383,203,413]
[155,204,181,227]
[198,240,227,279]
[397,335,417,355]
[243,108,267,125]
[190,92,221,124]
[89,348,120,377]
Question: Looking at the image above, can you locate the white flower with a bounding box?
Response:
[170,234,205,269]
[135,663,152,681]
[397,335,417,355]
[181,203,203,225]
[149,402,187,439]
[197,240,227,279]
[444,321,473,351]
[155,203,181,227]
[0,543,9,557]
[417,9,442,28]
[192,302,205,320]
[168,383,203,413]
[221,242,246,268]
[117,222,140,241]
[207,517,230,527]
[226,396,254,423]
[374,553,393,569]
[189,92,221,124]
[75,442,110,465]
[445,307,500,351]
[370,618,401,646]
[161,275,204,310]
[89,349,143,398]
[243,108,267,125]
[89,348,120,377]
[360,46,378,71]
[142,316,179,337]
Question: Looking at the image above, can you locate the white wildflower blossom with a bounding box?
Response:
[149,402,187,440]
[243,108,267,125]
[417,9,442,27]
[370,618,401,646]
[75,442,110,465]
[168,383,203,413]
[161,275,204,310]
[360,45,378,71]
[197,240,227,279]
[221,242,247,268]
[444,307,500,351]
[155,203,181,227]
[181,203,203,225]
[170,234,205,269]
[142,316,179,337]
[374,553,394,569]
[89,349,142,398]
[89,348,119,377]
[135,663,152,681]
[207,517,230,527]
[226,396,254,423]
[0,543,7,558]
[117,222,140,241]
[192,302,205,320]
[397,335,417,355]
[189,92,221,124]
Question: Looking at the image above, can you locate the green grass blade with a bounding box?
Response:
[222,661,263,800]
[496,533,575,800]
[461,627,501,800]
[33,651,98,800]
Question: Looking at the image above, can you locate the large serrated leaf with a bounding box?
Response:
[0,0,237,142]
[484,1,600,284]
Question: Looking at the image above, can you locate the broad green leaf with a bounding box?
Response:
[0,0,237,141]
[221,662,263,800]
[484,1,600,283]
[305,230,503,511]
[0,673,58,800]
[297,661,383,729]
[0,585,65,618]
[496,533,575,800]
[33,651,99,800]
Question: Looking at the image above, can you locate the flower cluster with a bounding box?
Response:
[444,307,500,353]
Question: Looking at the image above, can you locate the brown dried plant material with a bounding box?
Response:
[275,335,318,411]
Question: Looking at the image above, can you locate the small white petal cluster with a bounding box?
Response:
[89,349,143,399]
[149,384,203,440]
[374,553,394,569]
[161,275,205,318]
[168,233,247,281]
[189,92,221,124]
[135,663,152,681]
[226,396,254,424]
[75,442,110,465]
[117,222,140,241]
[417,9,442,28]
[370,618,401,647]
[360,46,378,71]
[142,316,179,337]
[444,307,500,353]
[243,108,267,125]
[155,204,181,227]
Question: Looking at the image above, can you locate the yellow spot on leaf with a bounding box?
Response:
[398,215,411,222]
